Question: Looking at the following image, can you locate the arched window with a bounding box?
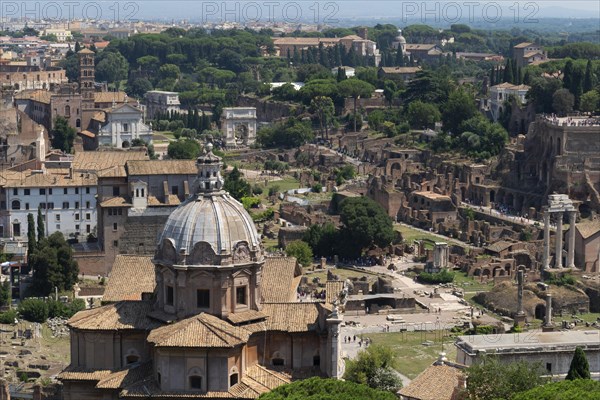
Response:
[271,351,284,366]
[65,105,70,117]
[229,366,239,387]
[124,349,140,365]
[76,119,81,128]
[11,200,20,210]
[188,367,203,390]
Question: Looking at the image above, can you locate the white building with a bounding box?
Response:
[221,107,257,148]
[0,170,98,241]
[42,28,72,42]
[455,330,600,380]
[489,82,530,122]
[144,90,181,120]
[96,103,153,148]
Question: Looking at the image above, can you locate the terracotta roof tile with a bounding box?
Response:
[261,303,321,333]
[0,170,96,188]
[72,150,148,176]
[147,313,251,348]
[99,196,131,208]
[399,363,465,400]
[68,301,162,331]
[58,367,113,381]
[94,91,127,104]
[261,257,300,303]
[576,220,600,240]
[95,361,152,389]
[126,160,197,176]
[325,281,344,304]
[226,309,268,325]
[102,255,155,303]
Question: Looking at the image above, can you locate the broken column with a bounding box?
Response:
[543,293,554,331]
[515,270,526,326]
[433,242,449,270]
[567,211,576,269]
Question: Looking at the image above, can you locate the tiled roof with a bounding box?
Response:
[485,240,513,253]
[325,281,344,304]
[399,363,465,400]
[14,89,52,104]
[226,309,268,325]
[72,150,148,176]
[120,380,237,398]
[261,257,300,303]
[514,42,533,48]
[406,44,437,51]
[99,196,132,208]
[102,255,156,303]
[94,91,127,104]
[576,220,600,240]
[58,367,113,381]
[68,301,162,331]
[261,303,321,333]
[147,313,251,348]
[126,160,197,176]
[230,365,292,399]
[95,361,153,389]
[0,170,97,188]
[380,67,421,74]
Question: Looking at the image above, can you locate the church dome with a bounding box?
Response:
[396,30,406,44]
[155,144,262,267]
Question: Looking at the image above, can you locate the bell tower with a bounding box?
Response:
[78,48,95,110]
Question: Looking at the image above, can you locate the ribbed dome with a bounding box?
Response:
[155,145,262,267]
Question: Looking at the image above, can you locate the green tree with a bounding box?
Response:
[407,101,441,129]
[442,89,477,134]
[466,357,548,400]
[552,88,575,116]
[580,90,599,113]
[29,232,79,296]
[126,77,153,98]
[513,379,600,400]
[303,222,339,257]
[338,78,375,132]
[367,109,385,131]
[18,298,49,322]
[310,96,335,139]
[167,139,201,159]
[0,281,10,308]
[383,80,397,107]
[566,347,591,380]
[257,118,314,149]
[51,116,76,153]
[27,213,36,255]
[95,51,129,84]
[158,64,181,80]
[285,240,313,267]
[258,377,396,400]
[223,167,251,201]
[37,208,45,242]
[583,60,595,93]
[345,344,402,393]
[338,197,395,258]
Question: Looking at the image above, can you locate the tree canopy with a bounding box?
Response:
[513,379,600,400]
[344,344,402,393]
[285,241,313,267]
[223,167,251,201]
[29,232,79,296]
[51,116,76,153]
[167,138,201,159]
[258,377,397,400]
[466,357,549,400]
[566,347,591,380]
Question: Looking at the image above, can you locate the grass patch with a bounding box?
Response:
[368,330,458,379]
[395,224,441,246]
[453,271,494,293]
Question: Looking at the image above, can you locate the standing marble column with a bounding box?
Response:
[544,293,552,327]
[567,211,576,269]
[555,213,563,268]
[517,270,524,316]
[542,211,551,270]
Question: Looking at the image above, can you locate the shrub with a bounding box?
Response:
[417,269,455,284]
[18,298,49,322]
[252,185,263,195]
[311,183,323,193]
[268,185,280,197]
[0,309,18,324]
[545,273,576,286]
[241,196,261,210]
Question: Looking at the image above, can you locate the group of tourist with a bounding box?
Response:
[543,114,600,126]
[343,335,371,348]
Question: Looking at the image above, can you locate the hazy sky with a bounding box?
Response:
[119,0,600,21]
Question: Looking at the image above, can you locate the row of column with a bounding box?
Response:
[543,210,576,269]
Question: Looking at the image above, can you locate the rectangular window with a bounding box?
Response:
[24,189,30,196]
[56,224,60,230]
[108,209,113,216]
[86,187,90,194]
[75,188,79,194]
[25,203,29,210]
[75,213,80,221]
[113,240,118,247]
[86,213,91,220]
[113,222,118,231]
[63,202,69,209]
[48,202,54,209]
[55,214,60,221]
[118,208,123,215]
[236,286,247,305]
[86,225,91,233]
[86,201,90,209]
[64,188,68,195]
[197,289,210,308]
[166,286,174,306]
[49,189,53,195]
[40,203,46,209]
[75,201,80,209]
[546,363,552,373]
[113,186,120,196]
[75,224,80,231]
[12,188,17,195]
[171,185,179,195]
[39,188,46,195]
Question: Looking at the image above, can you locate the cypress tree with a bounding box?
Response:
[583,60,594,93]
[504,60,513,84]
[396,47,405,67]
[490,66,495,86]
[511,58,518,84]
[36,208,45,242]
[27,213,36,255]
[563,60,574,91]
[337,67,347,82]
[566,347,591,380]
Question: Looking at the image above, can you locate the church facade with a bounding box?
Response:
[58,145,344,399]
